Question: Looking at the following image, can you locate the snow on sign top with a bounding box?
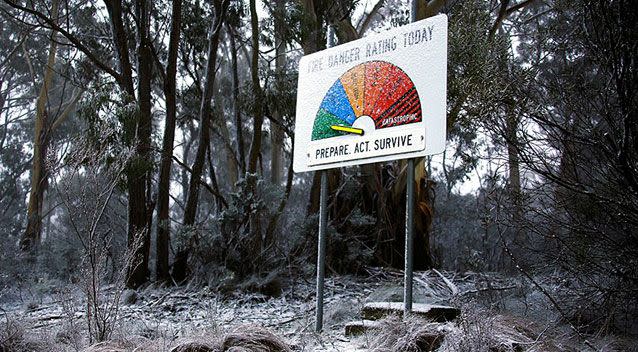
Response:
[292,14,448,173]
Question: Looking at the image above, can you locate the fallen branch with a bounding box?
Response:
[461,285,518,295]
[265,315,303,327]
[432,269,459,296]
[414,276,434,295]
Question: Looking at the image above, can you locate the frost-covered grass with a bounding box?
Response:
[1,270,635,351]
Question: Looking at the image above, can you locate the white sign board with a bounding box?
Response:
[292,14,447,173]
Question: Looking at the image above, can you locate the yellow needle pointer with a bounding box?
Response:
[330,125,364,136]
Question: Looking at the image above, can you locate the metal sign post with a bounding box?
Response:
[315,170,328,332]
[404,159,415,315]
[315,25,336,333]
[403,0,419,317]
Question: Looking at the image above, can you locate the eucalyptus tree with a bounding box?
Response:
[20,0,60,251]
[269,0,285,186]
[245,0,265,255]
[155,0,183,283]
[2,0,177,287]
[260,0,301,246]
[1,0,87,253]
[173,0,230,283]
[226,15,246,175]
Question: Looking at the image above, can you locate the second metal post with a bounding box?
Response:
[404,0,419,318]
[404,158,415,315]
[315,170,328,332]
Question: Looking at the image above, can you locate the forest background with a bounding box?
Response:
[0,0,636,350]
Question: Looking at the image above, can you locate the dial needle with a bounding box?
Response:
[330,125,364,136]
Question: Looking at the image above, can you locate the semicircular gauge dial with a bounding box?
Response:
[311,61,421,141]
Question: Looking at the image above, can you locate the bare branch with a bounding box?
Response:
[506,0,536,16]
[357,0,385,36]
[3,0,121,81]
[50,86,86,132]
[489,0,537,41]
[171,154,228,208]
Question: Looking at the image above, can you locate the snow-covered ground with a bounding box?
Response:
[1,269,632,351]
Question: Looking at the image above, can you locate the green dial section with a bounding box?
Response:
[311,109,348,140]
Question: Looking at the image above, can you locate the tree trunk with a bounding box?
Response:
[264,140,295,246]
[207,141,224,211]
[245,0,265,256]
[247,0,264,176]
[396,4,441,269]
[173,0,229,283]
[270,114,284,184]
[182,0,227,225]
[126,0,153,288]
[181,122,195,205]
[104,0,135,96]
[212,99,239,187]
[227,24,245,176]
[20,0,59,252]
[383,158,435,269]
[105,0,148,287]
[299,0,322,55]
[270,0,285,186]
[0,77,8,151]
[156,0,182,283]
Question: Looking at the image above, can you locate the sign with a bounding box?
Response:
[293,14,448,172]
[293,15,447,172]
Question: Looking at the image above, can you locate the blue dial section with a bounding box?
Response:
[319,80,357,125]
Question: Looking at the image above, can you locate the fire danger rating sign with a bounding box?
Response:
[293,14,448,172]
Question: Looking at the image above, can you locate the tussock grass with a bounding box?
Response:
[439,313,532,352]
[83,324,291,352]
[364,307,549,352]
[0,317,54,352]
[368,315,448,352]
[84,336,151,351]
[219,325,291,351]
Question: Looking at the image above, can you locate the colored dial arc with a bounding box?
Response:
[311,61,422,141]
